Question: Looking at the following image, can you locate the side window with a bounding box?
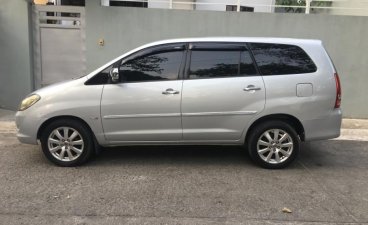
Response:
[189,49,256,79]
[85,64,113,85]
[120,50,183,82]
[250,43,317,75]
[240,50,257,75]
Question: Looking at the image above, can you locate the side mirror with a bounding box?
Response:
[109,68,119,83]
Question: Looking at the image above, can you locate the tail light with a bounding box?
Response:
[334,73,341,108]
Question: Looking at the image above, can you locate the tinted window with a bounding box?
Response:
[120,50,183,82]
[250,43,317,75]
[189,49,256,79]
[85,64,112,85]
[240,51,257,75]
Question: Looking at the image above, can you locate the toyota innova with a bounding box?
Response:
[16,37,342,168]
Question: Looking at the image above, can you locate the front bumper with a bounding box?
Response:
[15,110,41,145]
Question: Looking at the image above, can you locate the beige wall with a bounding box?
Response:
[34,0,48,4]
[173,0,194,10]
[148,0,194,10]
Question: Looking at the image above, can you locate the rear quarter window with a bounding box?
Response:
[249,43,317,75]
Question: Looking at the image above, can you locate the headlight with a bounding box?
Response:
[19,94,41,111]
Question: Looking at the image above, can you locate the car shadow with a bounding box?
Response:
[85,139,368,170]
[88,145,255,168]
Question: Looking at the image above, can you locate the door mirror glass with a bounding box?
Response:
[109,67,119,83]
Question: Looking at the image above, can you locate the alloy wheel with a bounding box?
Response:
[256,129,294,164]
[47,127,84,162]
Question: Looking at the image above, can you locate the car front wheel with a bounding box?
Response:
[40,119,94,167]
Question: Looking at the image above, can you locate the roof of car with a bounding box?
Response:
[146,37,322,47]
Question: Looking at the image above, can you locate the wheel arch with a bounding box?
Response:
[246,114,305,142]
[37,115,94,140]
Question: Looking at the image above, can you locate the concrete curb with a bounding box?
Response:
[0,109,15,121]
[0,121,17,133]
[336,128,368,141]
[342,119,368,129]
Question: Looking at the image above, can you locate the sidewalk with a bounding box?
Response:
[339,119,368,141]
[0,108,15,121]
[1,108,368,140]
[0,109,16,134]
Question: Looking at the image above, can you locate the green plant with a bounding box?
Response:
[276,0,332,13]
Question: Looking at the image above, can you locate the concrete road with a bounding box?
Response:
[0,116,367,224]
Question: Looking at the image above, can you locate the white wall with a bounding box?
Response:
[148,0,274,12]
[148,0,194,10]
[148,0,170,9]
[195,0,275,12]
[194,0,230,11]
[243,0,275,13]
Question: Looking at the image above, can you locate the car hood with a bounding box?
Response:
[32,77,87,97]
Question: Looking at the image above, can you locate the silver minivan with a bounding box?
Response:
[16,37,342,169]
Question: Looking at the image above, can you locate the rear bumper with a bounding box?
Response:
[302,109,342,141]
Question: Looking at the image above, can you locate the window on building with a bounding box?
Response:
[250,43,317,75]
[226,5,254,12]
[34,0,85,6]
[109,0,147,8]
[60,0,85,6]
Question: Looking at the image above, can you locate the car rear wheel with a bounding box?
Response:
[40,119,94,167]
[247,120,300,169]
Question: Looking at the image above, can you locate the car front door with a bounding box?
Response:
[181,42,265,141]
[101,43,186,143]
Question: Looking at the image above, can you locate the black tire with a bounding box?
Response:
[247,120,300,169]
[40,119,95,167]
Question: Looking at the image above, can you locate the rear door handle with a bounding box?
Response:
[162,88,180,95]
[243,85,261,92]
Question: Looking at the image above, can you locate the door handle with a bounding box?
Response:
[162,88,180,95]
[243,85,261,92]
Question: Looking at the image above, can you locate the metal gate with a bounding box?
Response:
[32,5,86,88]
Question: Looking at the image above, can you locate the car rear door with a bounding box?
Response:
[181,42,265,141]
